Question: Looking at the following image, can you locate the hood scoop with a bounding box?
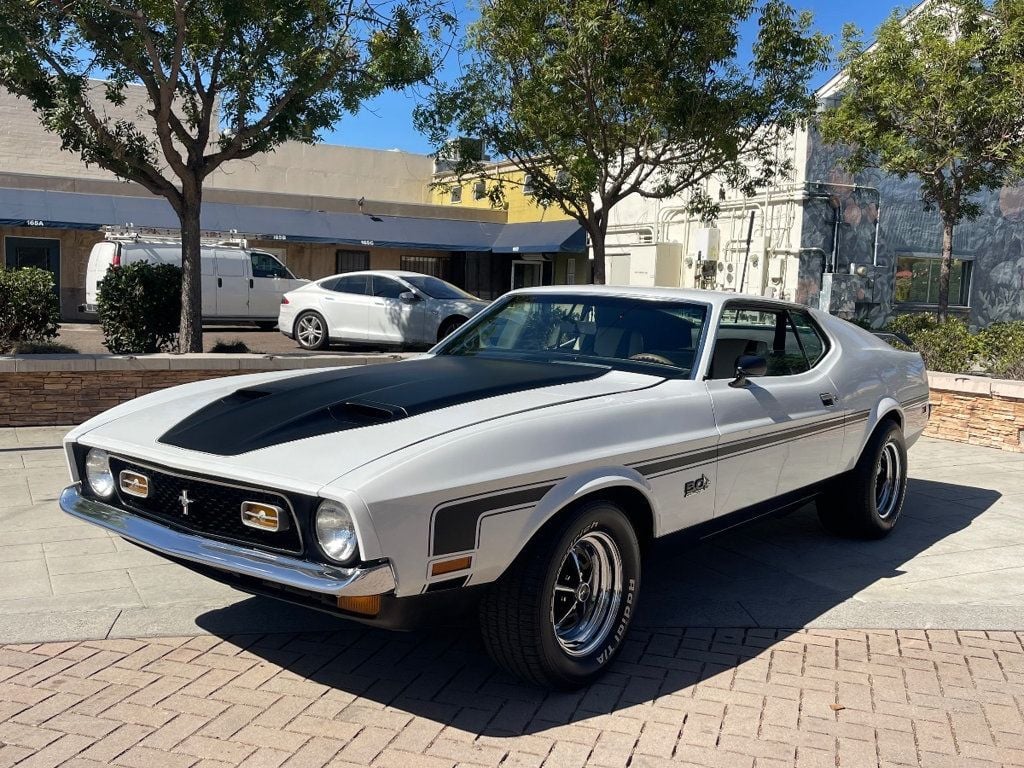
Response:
[158,356,609,456]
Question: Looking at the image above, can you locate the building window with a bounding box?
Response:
[555,169,570,188]
[894,254,973,306]
[566,258,576,285]
[450,185,463,204]
[401,254,451,281]
[336,249,370,274]
[473,180,487,200]
[522,174,535,196]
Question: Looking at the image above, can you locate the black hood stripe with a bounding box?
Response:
[159,356,610,456]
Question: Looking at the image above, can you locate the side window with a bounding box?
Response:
[712,306,811,379]
[250,252,291,279]
[332,275,369,295]
[790,311,828,367]
[371,276,406,299]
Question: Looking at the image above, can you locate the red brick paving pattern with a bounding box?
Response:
[1,628,1023,767]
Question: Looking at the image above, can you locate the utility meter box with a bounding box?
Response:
[693,228,721,263]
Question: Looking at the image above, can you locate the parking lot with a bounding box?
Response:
[55,323,404,357]
[2,432,1024,766]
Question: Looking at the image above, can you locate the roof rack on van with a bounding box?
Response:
[102,226,248,249]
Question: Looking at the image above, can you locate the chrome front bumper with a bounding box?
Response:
[59,485,395,597]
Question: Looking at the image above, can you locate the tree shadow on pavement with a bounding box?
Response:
[195,478,999,736]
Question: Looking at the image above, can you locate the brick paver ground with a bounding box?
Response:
[2,626,1024,768]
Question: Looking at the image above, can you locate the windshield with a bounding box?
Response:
[403,275,478,301]
[437,293,708,376]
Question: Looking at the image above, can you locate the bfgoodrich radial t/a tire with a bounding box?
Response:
[817,420,908,539]
[479,499,641,689]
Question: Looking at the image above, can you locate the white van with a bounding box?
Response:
[83,240,307,328]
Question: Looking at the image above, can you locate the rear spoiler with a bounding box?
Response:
[872,331,914,349]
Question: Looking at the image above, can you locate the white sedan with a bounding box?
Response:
[278,270,489,349]
[60,286,928,688]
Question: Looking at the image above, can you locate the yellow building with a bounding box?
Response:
[431,162,586,290]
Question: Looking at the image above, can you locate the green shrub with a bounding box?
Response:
[977,321,1024,380]
[9,340,78,354]
[905,318,980,373]
[886,313,939,338]
[97,262,182,354]
[0,267,60,348]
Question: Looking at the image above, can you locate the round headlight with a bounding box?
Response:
[85,448,114,498]
[315,500,358,564]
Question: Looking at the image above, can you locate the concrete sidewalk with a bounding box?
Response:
[1,430,1023,644]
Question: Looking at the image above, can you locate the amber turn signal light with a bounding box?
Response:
[336,594,382,616]
[240,502,287,532]
[430,555,473,577]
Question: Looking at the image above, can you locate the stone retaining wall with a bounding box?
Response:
[0,353,405,428]
[925,372,1024,453]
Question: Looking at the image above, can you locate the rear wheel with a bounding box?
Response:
[817,420,907,538]
[479,499,641,689]
[295,312,328,350]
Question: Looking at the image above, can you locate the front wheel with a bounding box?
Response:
[437,316,467,342]
[294,312,329,350]
[479,500,641,689]
[818,420,907,538]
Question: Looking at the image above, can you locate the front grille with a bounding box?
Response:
[108,457,303,555]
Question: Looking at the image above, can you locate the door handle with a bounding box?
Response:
[820,392,838,407]
[217,277,222,288]
[249,278,254,289]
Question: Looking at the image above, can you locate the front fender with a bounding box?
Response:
[471,466,658,587]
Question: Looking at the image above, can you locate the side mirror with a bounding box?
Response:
[399,291,420,304]
[729,354,767,388]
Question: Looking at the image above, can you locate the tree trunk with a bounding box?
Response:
[591,233,607,285]
[937,217,954,323]
[178,186,204,353]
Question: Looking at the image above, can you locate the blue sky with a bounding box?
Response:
[324,1,900,155]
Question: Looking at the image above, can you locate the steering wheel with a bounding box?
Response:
[629,352,675,366]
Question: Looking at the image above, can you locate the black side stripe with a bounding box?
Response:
[902,395,929,408]
[634,447,718,477]
[429,405,903,555]
[431,483,556,556]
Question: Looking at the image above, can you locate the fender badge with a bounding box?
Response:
[684,474,711,498]
[118,470,149,498]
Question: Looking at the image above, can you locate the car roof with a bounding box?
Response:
[316,270,429,281]
[509,284,808,311]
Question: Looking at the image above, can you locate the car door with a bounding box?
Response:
[320,274,371,341]
[214,248,249,318]
[248,251,295,319]
[367,275,426,344]
[705,303,844,516]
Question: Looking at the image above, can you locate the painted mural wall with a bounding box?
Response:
[798,127,1024,328]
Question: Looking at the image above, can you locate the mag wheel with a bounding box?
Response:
[295,312,328,350]
[479,499,641,689]
[818,420,907,539]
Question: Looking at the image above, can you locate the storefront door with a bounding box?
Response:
[512,260,544,289]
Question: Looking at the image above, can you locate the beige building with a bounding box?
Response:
[0,87,582,319]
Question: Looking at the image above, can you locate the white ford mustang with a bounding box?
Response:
[61,286,929,688]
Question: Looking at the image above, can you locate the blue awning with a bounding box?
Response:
[490,220,587,254]
[0,186,512,252]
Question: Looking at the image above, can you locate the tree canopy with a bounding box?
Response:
[0,0,451,350]
[819,0,1024,319]
[416,0,829,283]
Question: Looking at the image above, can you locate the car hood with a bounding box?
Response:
[71,357,660,494]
